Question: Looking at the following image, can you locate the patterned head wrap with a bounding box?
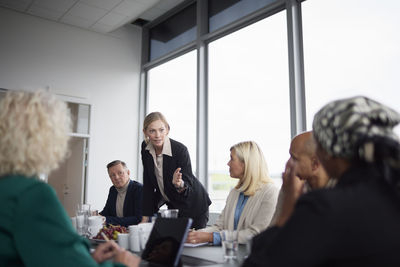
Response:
[312,96,400,161]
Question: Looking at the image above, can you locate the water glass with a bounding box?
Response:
[245,236,252,258]
[70,216,77,231]
[76,203,91,237]
[221,230,238,260]
[160,209,179,218]
[76,210,86,235]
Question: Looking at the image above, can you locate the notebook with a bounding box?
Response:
[141,217,192,267]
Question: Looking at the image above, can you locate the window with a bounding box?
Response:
[209,0,279,32]
[208,12,289,212]
[303,0,400,134]
[68,103,90,134]
[149,3,196,61]
[147,51,197,171]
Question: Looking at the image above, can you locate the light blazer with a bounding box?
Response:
[201,182,279,244]
[141,138,211,222]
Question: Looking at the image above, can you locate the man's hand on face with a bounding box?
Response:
[276,159,305,227]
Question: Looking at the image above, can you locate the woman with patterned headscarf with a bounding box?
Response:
[243,96,400,267]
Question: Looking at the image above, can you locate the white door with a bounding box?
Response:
[48,137,88,217]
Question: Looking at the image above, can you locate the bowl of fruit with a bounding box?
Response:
[93,224,128,241]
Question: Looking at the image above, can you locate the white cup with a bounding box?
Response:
[87,216,105,238]
[138,223,153,250]
[118,233,130,250]
[221,230,238,260]
[160,209,179,218]
[129,225,141,252]
[139,229,151,250]
[88,216,105,226]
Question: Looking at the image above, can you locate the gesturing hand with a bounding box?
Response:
[172,167,183,188]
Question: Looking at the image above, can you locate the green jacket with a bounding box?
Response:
[0,174,125,267]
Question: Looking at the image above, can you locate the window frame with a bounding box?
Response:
[137,0,307,191]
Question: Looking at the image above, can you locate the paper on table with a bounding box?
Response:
[184,242,208,247]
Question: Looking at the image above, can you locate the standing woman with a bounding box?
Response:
[140,112,211,229]
[187,141,279,245]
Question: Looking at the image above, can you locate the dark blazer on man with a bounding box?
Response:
[141,138,211,229]
[100,180,142,227]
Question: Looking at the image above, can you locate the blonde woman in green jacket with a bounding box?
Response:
[0,91,140,267]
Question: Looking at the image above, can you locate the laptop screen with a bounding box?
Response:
[141,217,192,267]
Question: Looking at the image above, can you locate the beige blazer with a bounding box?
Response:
[201,182,279,244]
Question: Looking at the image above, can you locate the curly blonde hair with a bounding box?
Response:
[0,90,71,177]
[232,141,273,196]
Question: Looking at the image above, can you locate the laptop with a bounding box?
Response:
[141,217,192,267]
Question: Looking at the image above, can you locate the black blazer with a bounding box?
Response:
[141,138,211,222]
[243,165,400,267]
[100,180,143,227]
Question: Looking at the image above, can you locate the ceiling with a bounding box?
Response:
[0,0,186,33]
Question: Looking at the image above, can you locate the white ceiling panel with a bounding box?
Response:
[66,2,107,22]
[139,7,165,21]
[80,0,122,11]
[91,22,115,33]
[61,13,93,28]
[28,5,63,20]
[155,0,184,11]
[97,11,126,26]
[33,0,76,13]
[0,0,32,12]
[130,0,148,4]
[0,0,185,33]
[113,0,148,17]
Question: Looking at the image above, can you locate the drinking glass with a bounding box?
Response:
[76,203,91,237]
[245,236,252,258]
[160,209,179,218]
[221,230,238,260]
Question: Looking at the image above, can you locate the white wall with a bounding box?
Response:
[0,7,142,211]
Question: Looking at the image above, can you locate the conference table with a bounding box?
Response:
[179,244,248,266]
[90,239,247,266]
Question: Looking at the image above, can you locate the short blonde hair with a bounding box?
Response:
[232,141,273,196]
[0,90,71,177]
[143,111,170,143]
